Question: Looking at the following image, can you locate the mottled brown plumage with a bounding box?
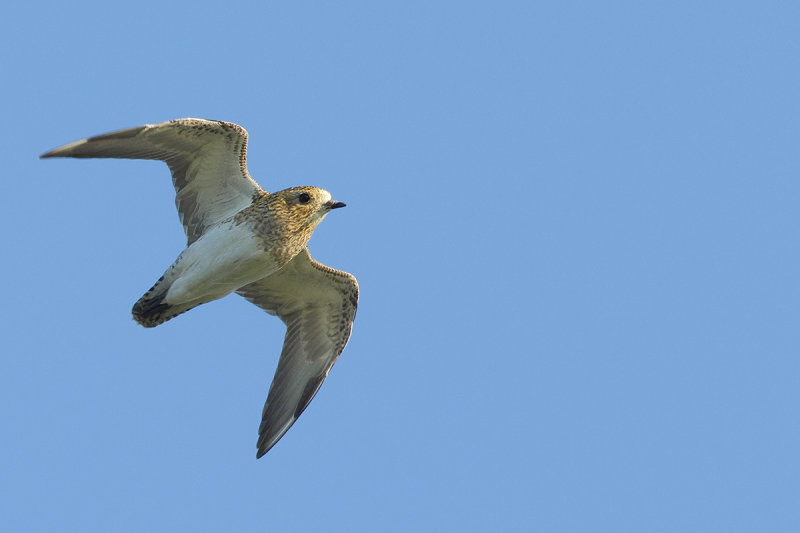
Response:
[41,118,358,458]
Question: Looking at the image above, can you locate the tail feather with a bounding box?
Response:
[132,277,199,327]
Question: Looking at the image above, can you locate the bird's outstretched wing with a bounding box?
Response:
[236,248,359,458]
[40,118,263,244]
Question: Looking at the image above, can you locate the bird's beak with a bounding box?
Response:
[325,200,347,210]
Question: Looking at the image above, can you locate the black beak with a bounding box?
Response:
[326,201,346,210]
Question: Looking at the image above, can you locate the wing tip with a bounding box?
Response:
[255,416,298,459]
[40,145,75,159]
[255,436,277,459]
[39,138,90,159]
[38,125,149,160]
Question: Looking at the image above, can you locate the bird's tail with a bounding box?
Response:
[132,276,199,327]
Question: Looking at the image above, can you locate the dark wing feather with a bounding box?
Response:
[236,248,358,458]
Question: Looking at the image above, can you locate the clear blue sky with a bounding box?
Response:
[2,1,798,531]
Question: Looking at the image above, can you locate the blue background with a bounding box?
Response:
[3,1,799,531]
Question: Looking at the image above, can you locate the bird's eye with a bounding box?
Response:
[298,192,311,204]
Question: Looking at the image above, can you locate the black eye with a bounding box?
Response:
[298,192,311,204]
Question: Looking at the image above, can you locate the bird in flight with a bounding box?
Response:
[41,118,358,458]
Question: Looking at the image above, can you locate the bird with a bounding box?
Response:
[40,118,358,458]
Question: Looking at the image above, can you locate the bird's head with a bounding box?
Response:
[274,186,346,232]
